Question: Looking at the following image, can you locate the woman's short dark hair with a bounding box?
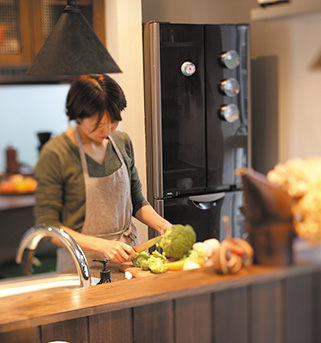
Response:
[66,74,127,125]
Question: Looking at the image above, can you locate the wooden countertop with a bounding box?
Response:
[0,194,35,210]
[1,261,321,334]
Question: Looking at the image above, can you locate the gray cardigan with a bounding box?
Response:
[34,130,149,232]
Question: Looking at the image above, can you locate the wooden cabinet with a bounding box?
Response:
[1,264,321,343]
[0,0,106,66]
[0,0,34,65]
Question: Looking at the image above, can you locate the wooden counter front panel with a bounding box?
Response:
[285,273,314,343]
[0,326,39,343]
[1,269,321,343]
[89,309,132,342]
[41,317,88,343]
[175,293,212,343]
[133,300,174,343]
[314,272,321,343]
[249,280,283,343]
[213,287,248,343]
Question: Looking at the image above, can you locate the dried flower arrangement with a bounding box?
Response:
[267,157,321,245]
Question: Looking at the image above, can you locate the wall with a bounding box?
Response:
[105,0,147,242]
[0,84,69,172]
[251,13,321,172]
[142,0,321,174]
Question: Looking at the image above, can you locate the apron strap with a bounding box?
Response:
[75,126,89,176]
[108,135,126,165]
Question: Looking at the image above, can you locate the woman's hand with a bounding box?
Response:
[99,240,138,263]
[160,220,172,235]
[58,225,137,263]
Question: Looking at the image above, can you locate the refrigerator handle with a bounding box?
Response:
[188,192,226,210]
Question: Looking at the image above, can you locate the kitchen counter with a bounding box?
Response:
[0,194,35,211]
[1,259,321,343]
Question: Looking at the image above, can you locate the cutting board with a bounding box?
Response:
[119,262,157,278]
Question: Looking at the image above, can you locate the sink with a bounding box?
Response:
[0,272,100,299]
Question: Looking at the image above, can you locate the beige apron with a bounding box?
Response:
[56,127,139,275]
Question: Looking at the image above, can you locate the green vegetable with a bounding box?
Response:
[148,251,168,274]
[132,250,167,274]
[132,251,150,271]
[157,224,196,260]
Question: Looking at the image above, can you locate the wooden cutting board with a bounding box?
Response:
[119,262,157,278]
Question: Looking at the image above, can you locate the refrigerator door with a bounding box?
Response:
[156,190,245,242]
[205,25,250,191]
[144,22,207,199]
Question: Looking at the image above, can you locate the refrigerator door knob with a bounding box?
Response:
[181,61,196,76]
[220,50,240,69]
[189,193,225,210]
[219,104,240,123]
[220,78,240,97]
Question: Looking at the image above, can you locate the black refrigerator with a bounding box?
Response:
[143,21,251,242]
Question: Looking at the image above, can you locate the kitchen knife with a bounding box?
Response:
[133,236,163,253]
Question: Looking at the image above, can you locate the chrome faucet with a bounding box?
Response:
[16,224,91,287]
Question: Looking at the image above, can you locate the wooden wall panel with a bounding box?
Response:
[285,273,313,343]
[41,317,88,343]
[174,293,212,343]
[0,326,39,343]
[249,280,284,343]
[212,287,248,343]
[133,300,174,343]
[312,272,321,343]
[89,309,133,343]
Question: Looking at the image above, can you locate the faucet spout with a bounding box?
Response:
[16,224,91,287]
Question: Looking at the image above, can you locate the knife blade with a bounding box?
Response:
[133,235,163,253]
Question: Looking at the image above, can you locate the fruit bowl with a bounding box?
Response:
[0,174,37,195]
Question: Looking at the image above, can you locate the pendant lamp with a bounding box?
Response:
[27,0,121,78]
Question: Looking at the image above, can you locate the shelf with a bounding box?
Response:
[251,0,321,21]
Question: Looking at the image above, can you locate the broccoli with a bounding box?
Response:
[132,250,167,273]
[132,251,150,270]
[148,251,168,274]
[157,224,196,259]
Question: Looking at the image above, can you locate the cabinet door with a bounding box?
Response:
[32,0,106,56]
[0,0,106,66]
[205,25,249,191]
[0,0,34,65]
[158,23,206,197]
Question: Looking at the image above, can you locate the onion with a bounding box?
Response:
[192,242,213,258]
[203,239,220,253]
[183,260,201,270]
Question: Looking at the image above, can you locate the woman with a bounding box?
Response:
[34,74,171,275]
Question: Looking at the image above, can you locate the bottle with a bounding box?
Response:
[5,145,20,175]
[93,259,113,284]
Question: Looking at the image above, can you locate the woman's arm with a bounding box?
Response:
[34,143,65,228]
[135,205,172,235]
[53,225,138,263]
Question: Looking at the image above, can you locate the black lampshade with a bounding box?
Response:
[27,1,121,77]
